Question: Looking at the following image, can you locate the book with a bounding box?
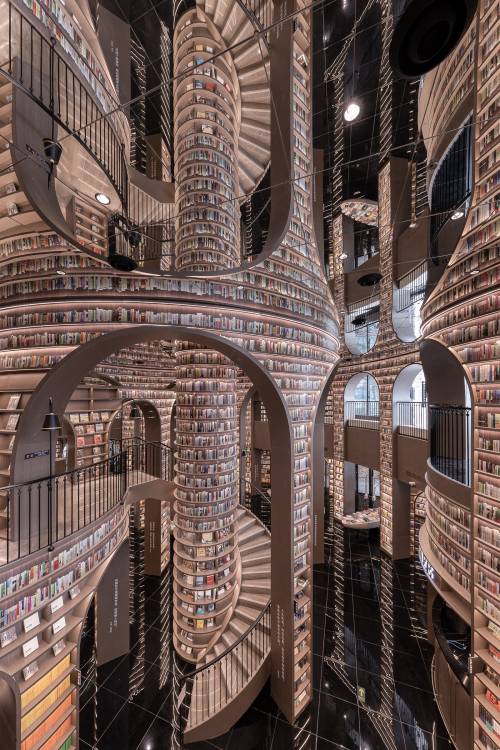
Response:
[6,394,20,409]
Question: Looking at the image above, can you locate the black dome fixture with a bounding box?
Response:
[389,0,478,79]
[357,272,382,287]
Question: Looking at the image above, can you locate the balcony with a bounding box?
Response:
[429,405,471,486]
[395,401,428,440]
[345,401,379,429]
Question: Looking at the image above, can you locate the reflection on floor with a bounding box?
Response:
[78,522,454,749]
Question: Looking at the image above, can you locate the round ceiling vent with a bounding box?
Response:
[390,0,478,79]
[357,272,382,287]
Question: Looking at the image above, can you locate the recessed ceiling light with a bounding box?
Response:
[95,192,110,205]
[56,270,66,276]
[344,101,360,122]
[451,209,464,220]
[340,252,348,260]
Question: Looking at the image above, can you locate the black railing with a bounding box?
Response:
[177,600,271,734]
[345,401,380,429]
[429,405,471,486]
[0,438,170,565]
[430,116,473,256]
[7,2,128,208]
[396,401,428,439]
[395,260,428,313]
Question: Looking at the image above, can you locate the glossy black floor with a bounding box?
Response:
[78,522,453,750]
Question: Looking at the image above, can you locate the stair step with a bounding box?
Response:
[241,581,271,595]
[244,564,271,579]
[233,40,261,69]
[240,536,270,552]
[240,118,271,139]
[238,59,270,85]
[231,16,254,46]
[237,607,263,626]
[239,592,269,608]
[239,133,269,160]
[213,0,232,28]
[220,4,246,43]
[238,524,262,543]
[229,617,252,636]
[240,551,270,567]
[240,83,270,101]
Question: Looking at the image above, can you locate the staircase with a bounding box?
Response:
[199,0,271,197]
[182,505,271,743]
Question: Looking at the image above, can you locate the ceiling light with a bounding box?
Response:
[339,252,348,260]
[95,192,110,205]
[344,101,360,122]
[451,209,464,221]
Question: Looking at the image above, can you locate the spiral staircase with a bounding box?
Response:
[183,504,271,743]
[200,0,271,197]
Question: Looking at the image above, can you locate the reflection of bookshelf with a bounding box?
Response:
[65,380,120,468]
[0,508,127,750]
[68,195,108,257]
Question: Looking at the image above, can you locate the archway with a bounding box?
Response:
[392,363,427,437]
[12,324,296,719]
[344,372,380,427]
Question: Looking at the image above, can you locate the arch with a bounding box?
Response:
[344,371,379,404]
[420,339,472,408]
[12,325,296,716]
[392,363,427,432]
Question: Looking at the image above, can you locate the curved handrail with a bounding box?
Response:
[178,599,271,732]
[0,438,170,565]
[7,1,128,208]
[177,504,271,733]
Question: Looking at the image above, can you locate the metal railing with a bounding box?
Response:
[177,601,271,734]
[0,438,170,565]
[396,401,428,439]
[429,405,471,486]
[7,2,128,208]
[345,401,380,429]
[395,260,428,313]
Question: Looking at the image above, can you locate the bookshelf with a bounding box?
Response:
[0,507,127,750]
[419,3,500,746]
[65,380,120,469]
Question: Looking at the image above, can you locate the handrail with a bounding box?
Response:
[7,1,128,209]
[0,437,170,565]
[395,259,428,313]
[182,601,270,682]
[429,405,471,486]
[177,599,271,732]
[177,503,271,734]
